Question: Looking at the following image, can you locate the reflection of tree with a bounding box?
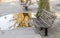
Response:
[16,13,32,27]
[9,13,32,29]
[36,0,50,18]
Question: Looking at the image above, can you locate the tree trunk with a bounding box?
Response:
[36,0,50,18]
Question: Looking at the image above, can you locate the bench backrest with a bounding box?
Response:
[39,9,56,26]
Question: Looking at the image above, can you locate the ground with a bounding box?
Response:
[0,0,60,38]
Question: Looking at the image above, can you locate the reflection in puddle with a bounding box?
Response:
[0,13,35,30]
[12,13,32,28]
[0,14,15,30]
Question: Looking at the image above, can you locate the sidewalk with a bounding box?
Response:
[0,1,60,38]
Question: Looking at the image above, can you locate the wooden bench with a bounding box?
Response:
[33,9,56,36]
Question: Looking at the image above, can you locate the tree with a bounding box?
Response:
[36,0,50,18]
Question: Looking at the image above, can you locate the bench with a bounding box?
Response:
[33,9,56,36]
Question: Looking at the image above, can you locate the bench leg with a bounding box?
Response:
[25,6,28,11]
[40,27,43,30]
[44,28,48,36]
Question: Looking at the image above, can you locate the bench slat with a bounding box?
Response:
[33,18,45,27]
[40,9,56,25]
